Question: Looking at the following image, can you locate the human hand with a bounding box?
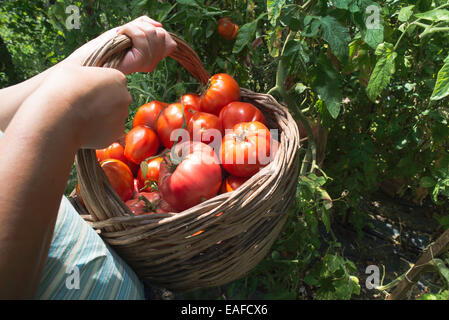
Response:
[23,65,132,150]
[66,16,177,75]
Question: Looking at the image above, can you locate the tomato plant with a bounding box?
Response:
[9,0,449,301]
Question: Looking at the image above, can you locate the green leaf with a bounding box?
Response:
[233,13,266,54]
[420,176,436,188]
[312,55,342,119]
[431,54,449,101]
[318,16,350,62]
[140,161,148,180]
[398,5,415,22]
[321,208,332,233]
[330,0,353,10]
[267,0,286,25]
[302,18,321,37]
[415,9,449,22]
[304,274,319,286]
[366,42,397,102]
[176,0,200,7]
[352,1,384,49]
[361,26,384,50]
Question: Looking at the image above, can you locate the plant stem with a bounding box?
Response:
[394,2,449,50]
[267,29,317,175]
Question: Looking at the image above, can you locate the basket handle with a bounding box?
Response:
[82,32,210,85]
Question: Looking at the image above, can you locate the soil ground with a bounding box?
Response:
[150,189,446,300]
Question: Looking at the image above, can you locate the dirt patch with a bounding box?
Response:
[336,190,444,300]
[149,190,446,300]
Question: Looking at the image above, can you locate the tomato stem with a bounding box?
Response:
[138,195,159,213]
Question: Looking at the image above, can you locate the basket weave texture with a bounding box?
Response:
[73,32,301,292]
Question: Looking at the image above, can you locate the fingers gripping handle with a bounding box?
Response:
[82,33,210,86]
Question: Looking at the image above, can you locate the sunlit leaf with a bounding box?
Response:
[233,13,266,54]
[431,54,449,101]
[415,8,449,22]
[366,42,397,102]
[398,5,415,22]
[267,0,286,25]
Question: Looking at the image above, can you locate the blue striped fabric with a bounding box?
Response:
[35,196,145,300]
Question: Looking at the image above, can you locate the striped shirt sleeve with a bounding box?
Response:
[35,196,145,300]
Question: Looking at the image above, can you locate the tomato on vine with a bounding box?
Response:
[217,17,239,41]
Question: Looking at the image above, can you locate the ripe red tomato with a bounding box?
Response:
[96,142,139,175]
[133,101,168,129]
[101,159,134,202]
[219,121,272,178]
[217,18,239,40]
[180,93,202,110]
[96,148,107,163]
[219,102,266,131]
[187,112,223,146]
[126,191,175,216]
[137,156,164,192]
[104,142,128,163]
[158,141,222,212]
[155,102,199,149]
[124,126,159,165]
[132,178,140,198]
[200,73,241,116]
[221,175,249,193]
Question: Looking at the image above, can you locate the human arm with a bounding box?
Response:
[0,65,132,299]
[0,16,176,131]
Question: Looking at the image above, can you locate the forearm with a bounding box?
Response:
[0,93,80,299]
[0,65,57,131]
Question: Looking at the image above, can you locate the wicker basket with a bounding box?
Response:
[72,32,301,292]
